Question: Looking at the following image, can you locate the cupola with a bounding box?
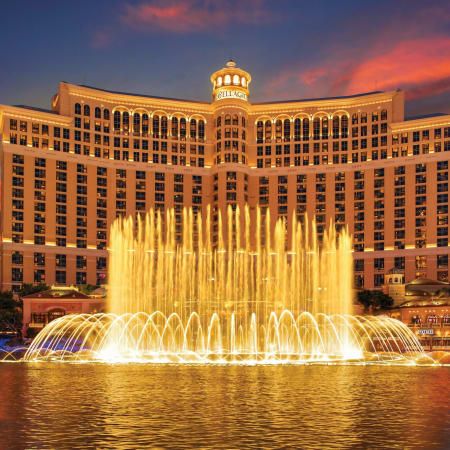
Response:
[210,60,251,102]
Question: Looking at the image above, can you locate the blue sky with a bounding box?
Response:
[1,0,450,117]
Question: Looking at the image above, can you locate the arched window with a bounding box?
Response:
[161,116,168,138]
[171,117,178,137]
[103,109,110,120]
[381,109,388,121]
[341,115,348,138]
[313,118,320,140]
[321,117,328,139]
[275,119,282,141]
[84,104,90,116]
[264,120,272,142]
[142,113,149,135]
[256,121,263,144]
[153,115,160,138]
[284,119,290,142]
[294,118,301,141]
[332,116,340,139]
[74,103,81,115]
[133,113,140,134]
[352,113,358,125]
[122,111,129,131]
[302,118,310,141]
[113,111,121,131]
[225,115,231,125]
[95,107,101,118]
[180,118,186,139]
[232,115,238,126]
[241,117,246,127]
[190,119,197,139]
[198,120,205,140]
[233,74,240,85]
[217,76,223,87]
[224,74,231,85]
[216,116,221,127]
[241,77,246,87]
[361,112,367,124]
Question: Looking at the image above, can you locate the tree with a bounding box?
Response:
[0,284,48,337]
[356,290,394,312]
[78,284,99,295]
[0,291,22,334]
[18,283,48,298]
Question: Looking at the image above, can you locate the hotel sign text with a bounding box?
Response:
[216,89,248,101]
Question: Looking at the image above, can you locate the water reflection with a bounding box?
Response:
[0,365,449,449]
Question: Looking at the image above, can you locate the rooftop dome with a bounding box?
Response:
[210,60,251,102]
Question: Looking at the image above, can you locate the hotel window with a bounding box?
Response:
[264,121,271,142]
[12,268,23,282]
[199,120,205,140]
[113,111,121,131]
[332,117,339,139]
[302,118,309,140]
[437,255,449,269]
[374,258,384,270]
[313,118,320,140]
[293,118,301,141]
[55,255,66,268]
[75,103,81,115]
[321,117,328,139]
[76,256,87,269]
[374,274,384,287]
[83,105,90,116]
[55,271,66,284]
[341,116,348,138]
[180,118,186,139]
[283,119,290,141]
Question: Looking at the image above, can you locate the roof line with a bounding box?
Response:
[252,90,399,105]
[63,82,210,105]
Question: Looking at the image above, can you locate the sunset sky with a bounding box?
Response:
[1,0,450,117]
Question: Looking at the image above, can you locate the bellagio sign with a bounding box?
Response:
[215,89,248,101]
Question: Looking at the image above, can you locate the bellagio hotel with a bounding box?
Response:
[1,60,449,292]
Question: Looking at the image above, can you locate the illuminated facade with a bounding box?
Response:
[0,60,449,291]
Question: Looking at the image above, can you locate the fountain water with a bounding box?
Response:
[23,206,424,363]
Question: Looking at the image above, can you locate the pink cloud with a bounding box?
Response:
[265,36,450,101]
[120,0,273,33]
[344,38,450,98]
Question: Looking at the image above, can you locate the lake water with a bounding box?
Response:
[0,364,449,449]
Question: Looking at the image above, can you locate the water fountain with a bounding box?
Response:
[23,206,425,363]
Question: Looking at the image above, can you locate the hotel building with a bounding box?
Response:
[1,60,449,292]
